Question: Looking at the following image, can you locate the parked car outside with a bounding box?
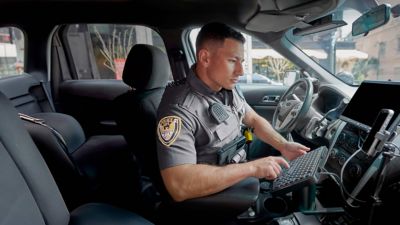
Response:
[238,73,282,85]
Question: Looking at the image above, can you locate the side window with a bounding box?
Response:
[0,27,24,78]
[65,24,169,80]
[189,28,299,86]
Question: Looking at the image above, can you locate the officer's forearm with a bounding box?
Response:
[161,163,256,202]
[243,108,288,152]
[252,115,288,152]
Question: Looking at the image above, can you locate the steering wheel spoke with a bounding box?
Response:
[272,78,313,133]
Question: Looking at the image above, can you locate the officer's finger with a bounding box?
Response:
[271,163,282,176]
[265,164,278,180]
[299,144,310,152]
[268,166,279,180]
[298,150,307,155]
[274,157,290,169]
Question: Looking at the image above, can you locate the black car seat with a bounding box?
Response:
[113,44,171,210]
[0,90,152,225]
[0,73,141,210]
[113,44,260,225]
[21,112,140,210]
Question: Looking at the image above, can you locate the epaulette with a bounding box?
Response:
[167,78,187,87]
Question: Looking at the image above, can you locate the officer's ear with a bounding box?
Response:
[197,48,210,67]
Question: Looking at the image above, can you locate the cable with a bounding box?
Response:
[340,148,368,207]
[339,142,400,209]
[320,171,341,188]
[320,170,361,208]
[358,129,366,149]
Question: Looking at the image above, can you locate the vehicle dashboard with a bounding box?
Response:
[312,85,348,121]
[290,80,400,225]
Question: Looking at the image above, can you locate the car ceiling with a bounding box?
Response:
[0,0,342,34]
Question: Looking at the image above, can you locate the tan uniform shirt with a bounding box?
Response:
[157,68,251,169]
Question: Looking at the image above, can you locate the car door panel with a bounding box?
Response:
[239,84,288,122]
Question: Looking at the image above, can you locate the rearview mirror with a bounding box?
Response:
[352,4,391,36]
[392,4,400,18]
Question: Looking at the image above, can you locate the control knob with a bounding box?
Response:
[338,154,346,165]
[349,164,362,178]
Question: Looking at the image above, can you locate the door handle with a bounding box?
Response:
[262,95,280,103]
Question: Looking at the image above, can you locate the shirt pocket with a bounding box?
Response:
[214,114,239,141]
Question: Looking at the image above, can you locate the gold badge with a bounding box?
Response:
[158,116,182,146]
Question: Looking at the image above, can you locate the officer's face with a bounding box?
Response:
[203,38,244,91]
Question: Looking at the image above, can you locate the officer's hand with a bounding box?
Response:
[281,141,310,161]
[250,156,289,180]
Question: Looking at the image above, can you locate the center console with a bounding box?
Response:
[326,123,372,187]
[260,81,400,225]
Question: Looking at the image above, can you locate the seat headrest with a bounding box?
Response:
[122,44,171,91]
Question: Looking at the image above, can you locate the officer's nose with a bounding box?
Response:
[235,61,244,76]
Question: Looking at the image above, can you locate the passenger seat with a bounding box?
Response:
[0,90,152,225]
[113,44,171,208]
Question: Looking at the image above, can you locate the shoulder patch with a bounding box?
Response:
[158,116,182,146]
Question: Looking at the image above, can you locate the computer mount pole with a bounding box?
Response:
[367,146,398,225]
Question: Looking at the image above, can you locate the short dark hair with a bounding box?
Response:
[195,22,245,51]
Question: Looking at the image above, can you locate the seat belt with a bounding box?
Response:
[51,33,72,110]
[40,81,56,112]
[18,113,86,177]
[18,113,68,153]
[53,34,72,80]
[170,49,188,80]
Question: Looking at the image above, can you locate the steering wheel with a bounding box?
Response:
[272,78,313,134]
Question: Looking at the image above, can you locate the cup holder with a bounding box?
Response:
[264,196,288,215]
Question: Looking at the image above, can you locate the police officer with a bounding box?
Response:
[157,22,310,202]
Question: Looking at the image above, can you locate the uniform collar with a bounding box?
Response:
[187,65,233,105]
[187,65,216,96]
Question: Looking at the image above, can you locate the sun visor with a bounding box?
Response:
[246,14,303,32]
[246,0,343,32]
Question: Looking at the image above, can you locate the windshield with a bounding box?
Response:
[288,0,400,85]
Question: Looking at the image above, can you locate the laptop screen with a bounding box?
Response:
[340,80,400,131]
